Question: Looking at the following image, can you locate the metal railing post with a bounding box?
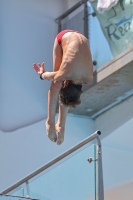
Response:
[25,181,30,198]
[96,134,104,200]
[84,1,88,39]
[55,0,88,33]
[55,19,62,33]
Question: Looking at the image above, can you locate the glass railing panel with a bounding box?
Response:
[8,183,26,197]
[88,2,113,71]
[10,144,96,200]
[88,1,133,70]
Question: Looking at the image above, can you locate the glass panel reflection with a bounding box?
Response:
[88,1,133,70]
[11,144,96,200]
[9,184,26,197]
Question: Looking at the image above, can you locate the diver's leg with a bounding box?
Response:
[56,104,69,145]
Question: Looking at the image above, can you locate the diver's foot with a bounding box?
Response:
[55,124,65,145]
[45,120,57,142]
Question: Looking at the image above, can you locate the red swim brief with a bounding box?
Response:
[56,30,79,45]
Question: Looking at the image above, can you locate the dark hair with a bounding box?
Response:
[59,81,82,108]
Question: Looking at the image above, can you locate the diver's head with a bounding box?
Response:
[59,81,82,108]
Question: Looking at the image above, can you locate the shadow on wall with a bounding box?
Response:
[0,0,58,132]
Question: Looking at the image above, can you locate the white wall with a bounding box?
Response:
[0,0,67,132]
[95,95,133,140]
[0,114,94,192]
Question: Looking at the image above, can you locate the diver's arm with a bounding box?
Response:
[41,70,69,81]
[41,71,58,80]
[32,62,67,81]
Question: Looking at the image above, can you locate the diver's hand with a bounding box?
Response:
[32,62,46,75]
[45,120,57,142]
[55,123,65,145]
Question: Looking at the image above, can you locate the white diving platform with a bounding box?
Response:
[69,47,133,118]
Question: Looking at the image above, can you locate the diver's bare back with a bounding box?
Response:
[58,32,93,84]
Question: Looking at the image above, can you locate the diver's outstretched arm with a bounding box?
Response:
[45,80,62,142]
[32,62,62,142]
[33,62,58,80]
[33,62,68,81]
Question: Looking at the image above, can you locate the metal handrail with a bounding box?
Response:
[1,130,104,200]
[55,0,88,22]
[55,0,88,37]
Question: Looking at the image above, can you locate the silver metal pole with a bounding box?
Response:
[56,19,62,33]
[96,135,104,200]
[84,1,88,39]
[25,181,30,198]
